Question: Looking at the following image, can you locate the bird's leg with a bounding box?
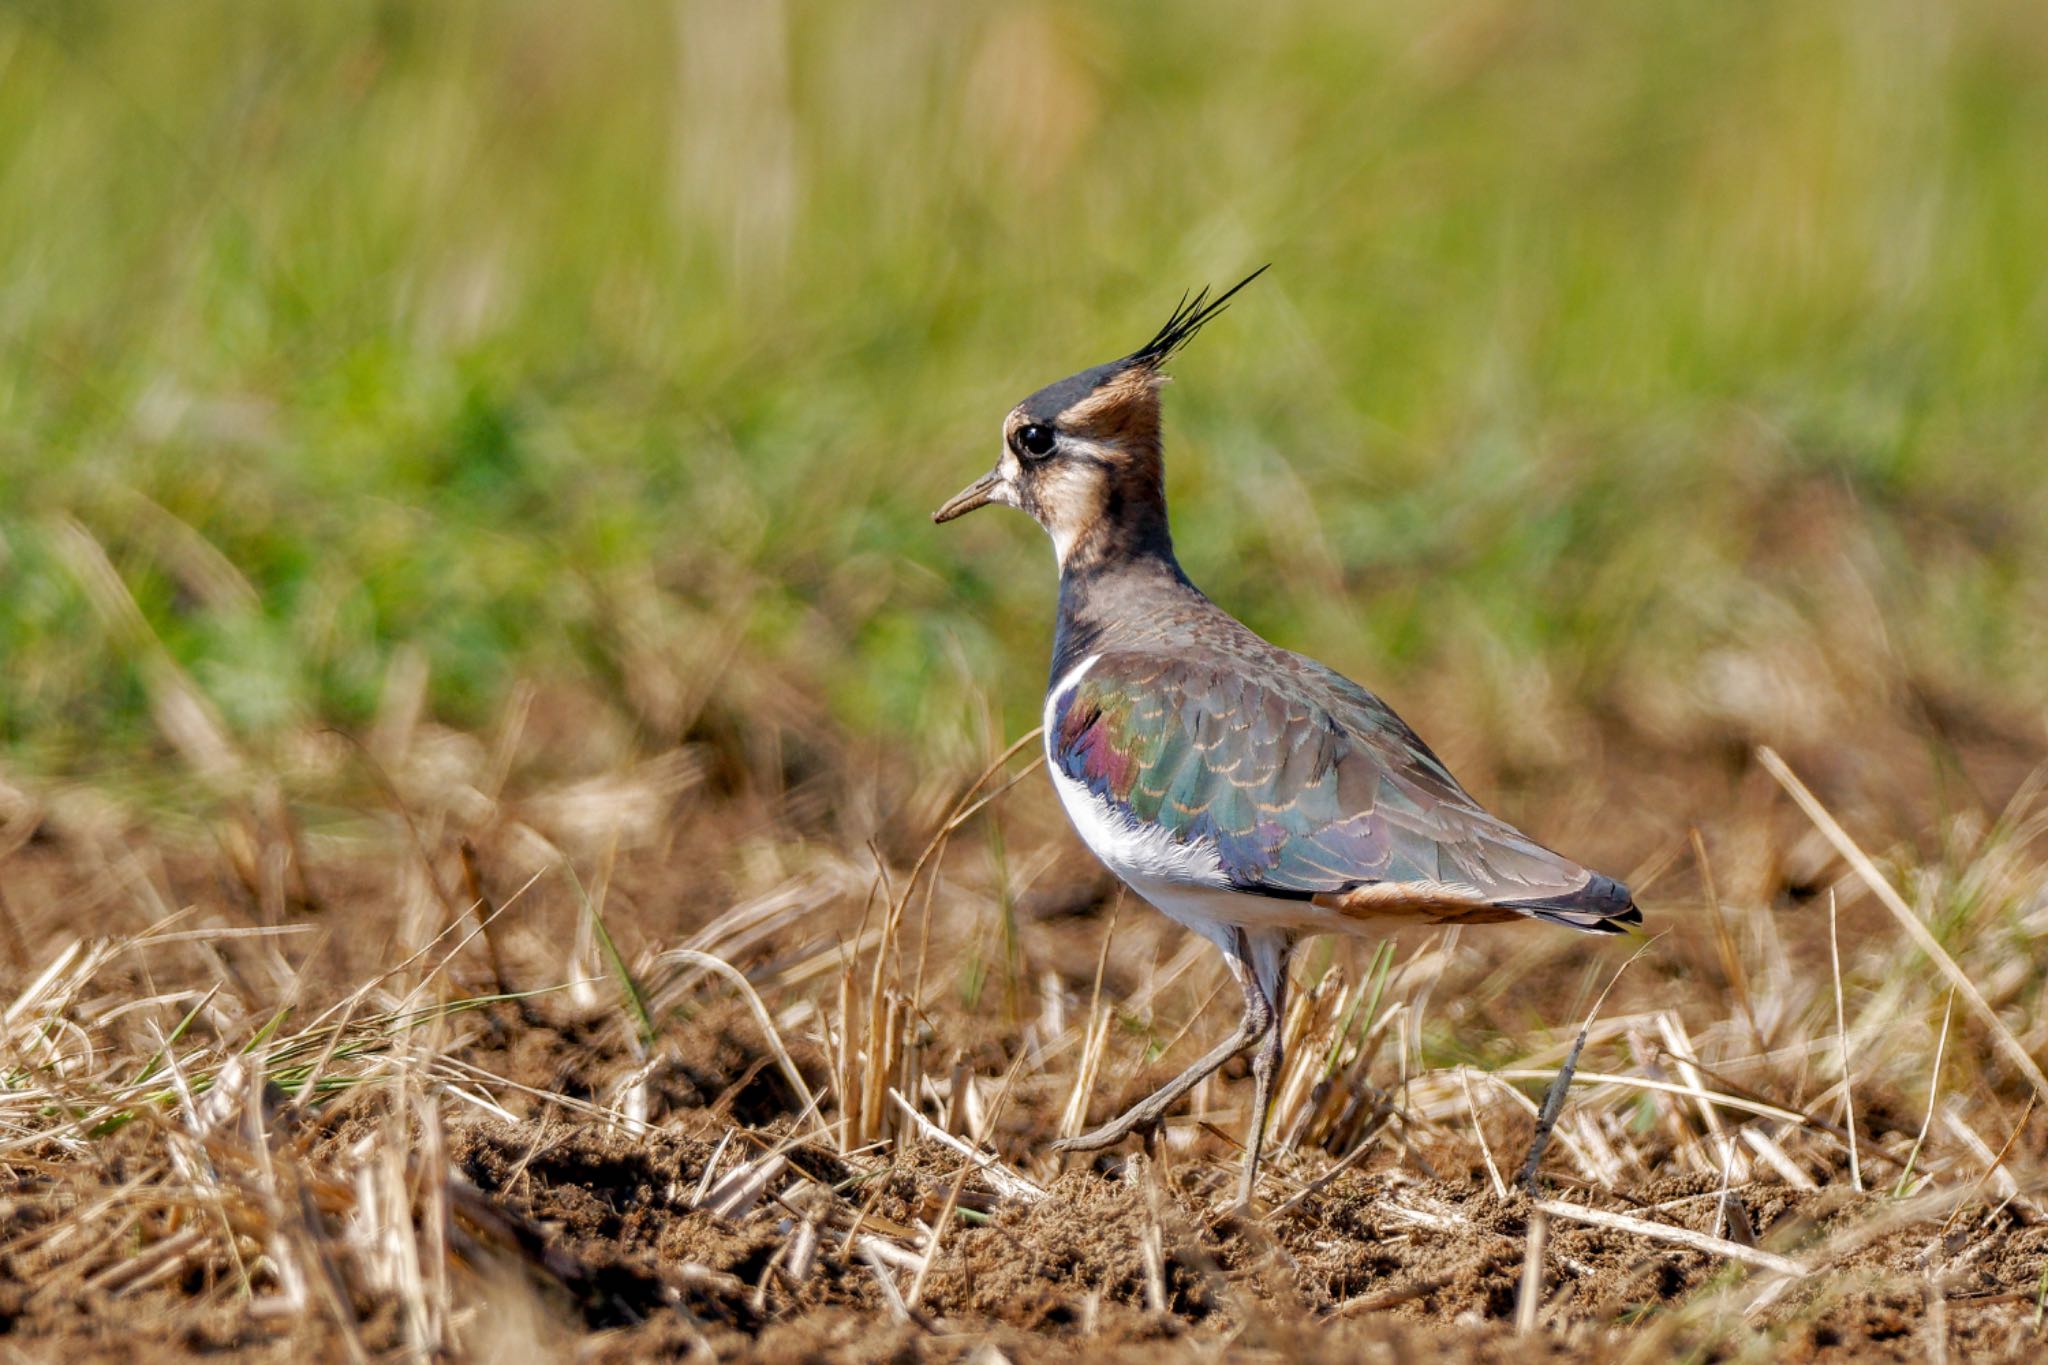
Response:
[1237,933,1295,1211]
[1052,935,1274,1156]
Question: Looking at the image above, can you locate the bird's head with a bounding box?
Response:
[934,266,1267,573]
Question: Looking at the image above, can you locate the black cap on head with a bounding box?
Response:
[1018,360,1128,425]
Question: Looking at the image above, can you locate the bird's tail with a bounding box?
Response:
[1500,872,1641,935]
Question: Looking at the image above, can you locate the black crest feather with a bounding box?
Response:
[1125,264,1270,372]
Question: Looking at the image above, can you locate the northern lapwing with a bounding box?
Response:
[933,269,1640,1208]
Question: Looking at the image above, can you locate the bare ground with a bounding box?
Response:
[1,680,2045,1361]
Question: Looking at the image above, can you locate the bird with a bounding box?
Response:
[932,268,1640,1209]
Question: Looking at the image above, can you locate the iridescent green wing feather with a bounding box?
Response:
[1051,652,1622,916]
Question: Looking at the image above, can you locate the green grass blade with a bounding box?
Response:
[565,861,656,1052]
[240,1004,292,1055]
[1325,939,1396,1079]
[130,984,221,1087]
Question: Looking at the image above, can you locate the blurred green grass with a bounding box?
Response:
[2,0,2045,783]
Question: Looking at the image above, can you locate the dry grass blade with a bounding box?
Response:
[859,1242,933,1331]
[699,1153,787,1221]
[1758,747,2048,1106]
[1827,891,1863,1191]
[1533,1200,1807,1278]
[1515,1206,1548,1335]
[1897,989,1957,1195]
[888,1088,1045,1203]
[905,726,1045,1002]
[1383,1197,1466,1232]
[663,947,830,1143]
[1328,1276,1449,1317]
[1742,1128,1819,1191]
[1058,890,1124,1143]
[1264,1130,1382,1223]
[906,1163,973,1310]
[1460,1067,1508,1200]
[1520,935,1658,1192]
[81,1227,208,1297]
[1495,1070,1809,1126]
[1137,1177,1169,1316]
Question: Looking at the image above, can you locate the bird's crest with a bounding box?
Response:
[1123,264,1271,373]
[1015,265,1272,444]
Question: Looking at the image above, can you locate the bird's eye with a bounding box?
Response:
[1014,424,1057,459]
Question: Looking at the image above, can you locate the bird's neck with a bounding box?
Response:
[1054,497,1175,576]
[1047,439,1178,573]
[1050,512,1204,685]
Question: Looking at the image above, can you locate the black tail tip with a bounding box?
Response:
[1506,873,1641,935]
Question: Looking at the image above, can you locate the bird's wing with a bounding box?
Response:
[1049,651,1638,931]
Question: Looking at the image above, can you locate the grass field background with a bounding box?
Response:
[4,0,2045,789]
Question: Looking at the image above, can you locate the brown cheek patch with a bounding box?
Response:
[1033,459,1108,538]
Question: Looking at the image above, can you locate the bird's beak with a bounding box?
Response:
[932,469,1004,524]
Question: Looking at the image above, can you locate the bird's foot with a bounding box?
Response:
[1049,1105,1169,1155]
